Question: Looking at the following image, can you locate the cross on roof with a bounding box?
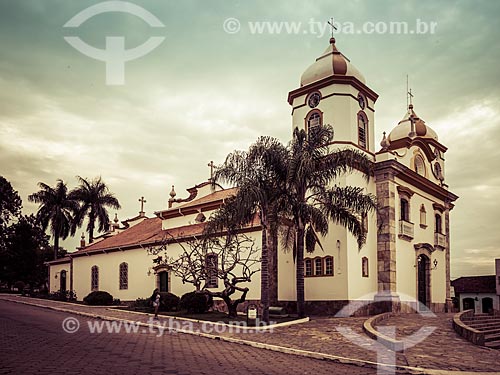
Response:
[406,74,414,109]
[208,161,217,181]
[138,196,147,213]
[327,17,337,39]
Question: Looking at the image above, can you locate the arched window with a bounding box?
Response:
[304,258,313,277]
[205,254,218,288]
[314,257,323,276]
[91,266,99,291]
[414,155,426,176]
[420,204,427,227]
[119,262,128,290]
[306,110,322,134]
[400,198,410,222]
[435,214,442,234]
[362,257,369,277]
[358,112,368,149]
[325,256,334,276]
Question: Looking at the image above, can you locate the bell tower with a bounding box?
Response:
[287,37,378,153]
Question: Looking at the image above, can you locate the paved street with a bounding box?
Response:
[0,301,377,375]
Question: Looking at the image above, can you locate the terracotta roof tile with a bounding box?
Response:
[174,188,237,209]
[76,217,162,253]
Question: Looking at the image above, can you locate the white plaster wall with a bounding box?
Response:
[459,293,499,313]
[49,263,70,293]
[345,173,378,299]
[71,230,262,302]
[292,84,375,153]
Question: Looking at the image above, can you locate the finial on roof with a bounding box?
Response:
[169,185,176,199]
[113,213,119,224]
[380,131,390,150]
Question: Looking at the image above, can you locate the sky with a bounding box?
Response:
[0,0,499,279]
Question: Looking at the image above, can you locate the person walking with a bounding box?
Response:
[151,288,161,319]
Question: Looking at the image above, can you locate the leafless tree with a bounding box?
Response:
[148,232,260,318]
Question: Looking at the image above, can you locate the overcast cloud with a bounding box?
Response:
[1,0,499,278]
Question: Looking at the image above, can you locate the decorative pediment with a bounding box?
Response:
[414,242,435,253]
[397,185,414,198]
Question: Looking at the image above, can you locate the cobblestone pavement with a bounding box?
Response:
[2,295,500,373]
[0,300,377,375]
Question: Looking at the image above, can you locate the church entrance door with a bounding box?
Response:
[417,255,430,310]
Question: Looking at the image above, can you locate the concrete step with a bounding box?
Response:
[463,317,500,324]
[485,332,500,342]
[468,322,500,330]
[481,328,500,335]
[485,340,500,349]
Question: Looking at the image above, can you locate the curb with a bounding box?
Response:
[1,297,499,375]
[109,306,310,330]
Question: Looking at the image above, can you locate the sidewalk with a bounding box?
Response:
[1,294,499,374]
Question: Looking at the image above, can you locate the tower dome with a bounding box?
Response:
[300,37,366,87]
[386,104,438,144]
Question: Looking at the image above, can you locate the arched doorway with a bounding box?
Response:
[482,297,493,314]
[60,270,67,292]
[417,255,430,310]
[463,297,475,311]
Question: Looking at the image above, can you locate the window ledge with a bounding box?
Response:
[420,224,428,229]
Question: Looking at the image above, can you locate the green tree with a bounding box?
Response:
[210,137,288,322]
[28,180,78,260]
[70,176,121,243]
[2,215,51,288]
[285,125,377,317]
[0,176,22,251]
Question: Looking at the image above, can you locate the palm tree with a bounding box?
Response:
[209,136,288,322]
[70,176,121,243]
[28,180,78,260]
[285,124,377,318]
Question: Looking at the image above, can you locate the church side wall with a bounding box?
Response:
[346,173,378,300]
[49,263,70,293]
[72,230,262,302]
[72,249,156,301]
[394,177,447,307]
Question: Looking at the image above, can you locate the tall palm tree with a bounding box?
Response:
[70,176,121,244]
[285,124,377,318]
[28,180,78,260]
[209,136,288,322]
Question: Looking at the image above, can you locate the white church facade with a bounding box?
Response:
[47,37,458,315]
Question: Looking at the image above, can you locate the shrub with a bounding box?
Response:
[132,298,150,309]
[13,281,25,292]
[179,291,213,314]
[83,291,113,306]
[159,292,180,312]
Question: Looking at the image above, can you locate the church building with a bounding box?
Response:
[47,37,458,315]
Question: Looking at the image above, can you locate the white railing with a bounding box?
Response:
[435,232,446,248]
[399,220,414,239]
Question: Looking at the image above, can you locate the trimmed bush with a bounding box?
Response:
[13,281,25,292]
[83,291,113,306]
[132,298,150,309]
[159,292,180,312]
[179,291,213,314]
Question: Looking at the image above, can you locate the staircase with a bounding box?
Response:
[461,313,500,349]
